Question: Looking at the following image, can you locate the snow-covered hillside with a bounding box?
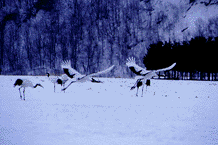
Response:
[1,76,218,145]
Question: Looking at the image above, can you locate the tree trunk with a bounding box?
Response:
[207,72,210,81]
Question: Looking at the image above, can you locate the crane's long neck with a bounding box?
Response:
[34,84,43,88]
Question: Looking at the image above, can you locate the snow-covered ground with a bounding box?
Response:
[1,75,218,145]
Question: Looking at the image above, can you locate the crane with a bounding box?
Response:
[61,60,115,91]
[14,78,43,100]
[126,57,176,97]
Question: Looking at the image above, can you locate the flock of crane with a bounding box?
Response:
[13,57,176,100]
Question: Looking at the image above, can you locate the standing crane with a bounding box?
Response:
[14,78,43,100]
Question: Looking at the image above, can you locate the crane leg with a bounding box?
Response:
[141,84,144,97]
[136,87,138,97]
[19,88,22,100]
[23,88,25,101]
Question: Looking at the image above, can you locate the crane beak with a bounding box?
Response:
[40,84,44,88]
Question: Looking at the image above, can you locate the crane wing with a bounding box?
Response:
[87,65,115,77]
[61,60,83,78]
[61,65,114,91]
[126,57,150,76]
[153,63,176,73]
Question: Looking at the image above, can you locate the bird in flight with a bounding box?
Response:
[126,57,176,97]
[61,60,115,91]
[126,57,176,76]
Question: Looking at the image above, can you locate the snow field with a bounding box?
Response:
[1,76,218,145]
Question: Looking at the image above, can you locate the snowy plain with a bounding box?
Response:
[1,75,218,145]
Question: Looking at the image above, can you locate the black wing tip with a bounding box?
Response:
[129,67,143,76]
[63,69,76,78]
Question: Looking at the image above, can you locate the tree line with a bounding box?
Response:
[143,36,218,80]
[0,0,149,76]
[0,0,218,78]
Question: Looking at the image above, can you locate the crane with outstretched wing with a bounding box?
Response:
[61,60,115,91]
[126,57,176,97]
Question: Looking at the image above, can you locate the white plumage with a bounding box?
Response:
[126,57,150,75]
[14,78,43,100]
[61,60,115,91]
[61,60,82,78]
[57,74,69,93]
[46,73,69,92]
[58,74,69,85]
[46,73,59,92]
[126,57,176,76]
[126,57,176,97]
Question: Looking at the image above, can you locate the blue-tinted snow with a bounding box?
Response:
[0,76,218,145]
